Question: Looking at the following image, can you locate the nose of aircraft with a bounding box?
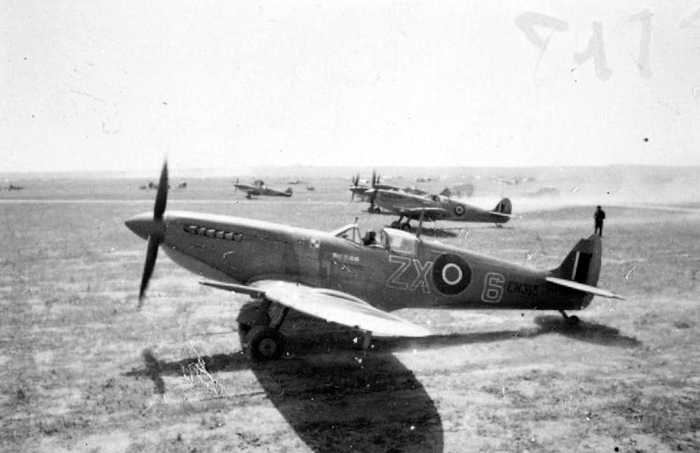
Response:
[125,212,156,240]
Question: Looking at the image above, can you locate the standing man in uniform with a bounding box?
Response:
[594,205,606,236]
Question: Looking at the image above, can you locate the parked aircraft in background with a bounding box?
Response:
[1,183,24,191]
[366,186,513,230]
[126,163,623,361]
[350,173,401,201]
[492,176,534,186]
[234,179,293,199]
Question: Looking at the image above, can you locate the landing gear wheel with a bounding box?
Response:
[390,220,401,228]
[401,223,412,232]
[237,312,270,347]
[238,322,251,346]
[245,326,286,361]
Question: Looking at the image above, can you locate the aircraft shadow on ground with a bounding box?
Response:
[533,315,642,348]
[125,315,638,452]
[127,338,444,453]
[373,315,642,352]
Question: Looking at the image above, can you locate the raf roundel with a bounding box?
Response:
[432,254,472,295]
[454,205,465,216]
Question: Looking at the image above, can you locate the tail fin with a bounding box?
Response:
[492,198,512,215]
[552,235,602,287]
[547,235,625,300]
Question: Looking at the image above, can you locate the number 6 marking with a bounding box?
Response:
[482,272,505,303]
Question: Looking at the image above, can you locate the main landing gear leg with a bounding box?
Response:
[558,310,580,326]
[362,331,373,351]
[237,300,290,361]
[390,216,404,229]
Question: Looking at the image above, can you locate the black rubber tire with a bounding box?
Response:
[245,326,285,361]
[566,315,581,326]
[238,322,251,346]
[236,312,270,348]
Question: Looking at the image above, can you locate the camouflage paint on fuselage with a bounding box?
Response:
[373,190,511,224]
[153,211,592,314]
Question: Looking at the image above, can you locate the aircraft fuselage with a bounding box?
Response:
[374,190,509,224]
[127,211,590,313]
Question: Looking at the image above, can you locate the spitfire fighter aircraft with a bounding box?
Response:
[234,179,293,199]
[365,184,514,231]
[127,163,623,361]
[1,182,24,191]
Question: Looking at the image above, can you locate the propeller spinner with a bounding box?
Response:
[125,161,168,308]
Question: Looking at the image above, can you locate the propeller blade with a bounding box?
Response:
[154,162,168,220]
[137,161,169,308]
[138,234,161,309]
[368,170,377,212]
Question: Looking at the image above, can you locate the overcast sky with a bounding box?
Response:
[2,1,699,172]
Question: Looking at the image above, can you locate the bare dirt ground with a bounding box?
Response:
[1,169,699,452]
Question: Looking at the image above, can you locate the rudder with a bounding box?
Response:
[493,198,512,215]
[552,234,602,287]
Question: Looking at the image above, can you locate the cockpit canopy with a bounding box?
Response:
[332,224,419,256]
[380,228,418,255]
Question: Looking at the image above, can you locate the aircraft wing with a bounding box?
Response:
[545,277,626,300]
[397,207,449,219]
[234,184,256,194]
[200,280,431,337]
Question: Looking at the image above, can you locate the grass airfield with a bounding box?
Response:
[2,168,700,452]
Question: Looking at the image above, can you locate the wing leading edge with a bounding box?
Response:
[200,280,431,337]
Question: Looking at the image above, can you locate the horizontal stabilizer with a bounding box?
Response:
[546,277,626,300]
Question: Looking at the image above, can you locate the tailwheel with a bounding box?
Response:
[559,310,580,326]
[244,326,286,361]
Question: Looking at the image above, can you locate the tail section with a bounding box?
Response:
[552,235,601,286]
[285,188,293,196]
[492,198,512,215]
[547,235,625,302]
